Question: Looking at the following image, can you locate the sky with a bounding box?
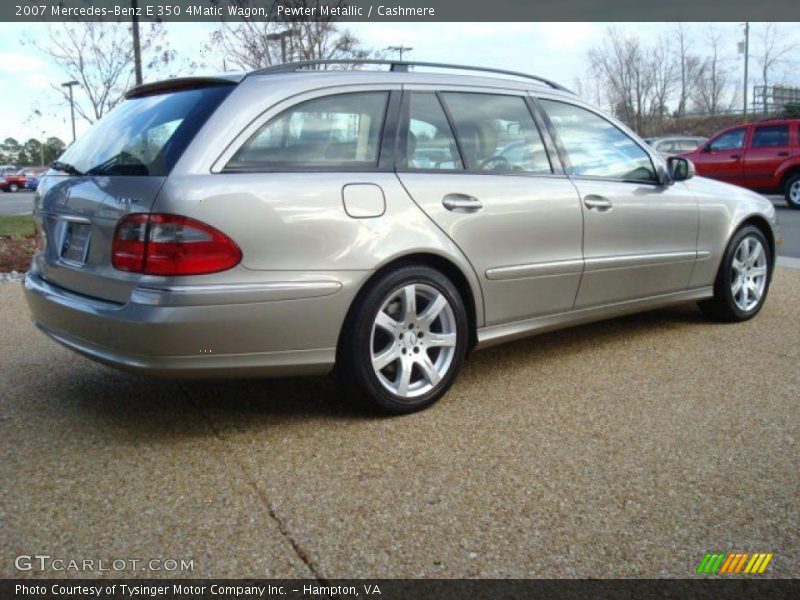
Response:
[0,21,798,144]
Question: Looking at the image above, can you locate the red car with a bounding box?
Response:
[682,118,800,209]
[1,169,27,193]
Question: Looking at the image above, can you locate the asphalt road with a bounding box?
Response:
[1,272,798,579]
[3,190,799,259]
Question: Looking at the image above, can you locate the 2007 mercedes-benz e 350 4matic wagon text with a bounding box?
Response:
[25,60,778,413]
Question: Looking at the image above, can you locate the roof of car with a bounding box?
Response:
[126,60,575,100]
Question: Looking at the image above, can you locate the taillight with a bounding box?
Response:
[112,214,242,276]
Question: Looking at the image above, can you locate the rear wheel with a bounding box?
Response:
[8,183,18,193]
[698,225,772,322]
[785,173,800,209]
[338,265,468,414]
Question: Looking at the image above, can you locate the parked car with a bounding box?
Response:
[1,168,26,192]
[681,119,800,209]
[0,164,19,176]
[24,167,48,190]
[24,61,777,413]
[644,136,707,157]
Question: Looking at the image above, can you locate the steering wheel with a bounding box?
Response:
[479,155,512,171]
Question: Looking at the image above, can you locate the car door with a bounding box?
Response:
[692,127,749,186]
[537,97,699,308]
[396,89,584,326]
[744,123,793,191]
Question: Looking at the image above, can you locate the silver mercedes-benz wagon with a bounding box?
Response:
[25,60,778,413]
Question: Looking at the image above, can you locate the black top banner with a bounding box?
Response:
[4,0,800,22]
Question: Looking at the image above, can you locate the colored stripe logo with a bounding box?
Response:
[696,552,773,574]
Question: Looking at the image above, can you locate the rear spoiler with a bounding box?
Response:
[125,75,244,99]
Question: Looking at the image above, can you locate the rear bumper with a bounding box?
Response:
[24,271,360,378]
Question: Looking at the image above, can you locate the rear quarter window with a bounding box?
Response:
[226,92,389,170]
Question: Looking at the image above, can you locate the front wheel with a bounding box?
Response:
[8,183,18,193]
[698,225,772,322]
[785,173,800,209]
[338,265,469,414]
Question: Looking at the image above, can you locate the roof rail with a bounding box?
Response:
[251,59,572,92]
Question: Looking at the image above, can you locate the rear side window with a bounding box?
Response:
[57,85,233,176]
[751,125,789,148]
[405,93,462,170]
[539,99,656,182]
[440,93,552,174]
[227,92,388,170]
[708,129,745,151]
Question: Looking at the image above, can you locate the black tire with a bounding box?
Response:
[8,183,18,193]
[784,172,800,210]
[698,225,772,322]
[337,264,469,414]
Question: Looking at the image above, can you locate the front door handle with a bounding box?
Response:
[583,195,613,211]
[777,151,790,157]
[442,194,483,212]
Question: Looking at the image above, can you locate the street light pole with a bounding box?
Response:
[61,80,79,144]
[131,0,143,85]
[387,45,413,61]
[266,29,298,64]
[743,22,750,123]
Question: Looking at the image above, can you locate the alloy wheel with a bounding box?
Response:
[370,283,457,399]
[730,236,768,312]
[790,180,800,204]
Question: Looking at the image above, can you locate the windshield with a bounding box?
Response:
[56,85,232,177]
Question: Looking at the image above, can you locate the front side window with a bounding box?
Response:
[751,125,789,148]
[405,93,462,170]
[539,100,656,182]
[228,92,389,170]
[708,129,746,151]
[440,92,552,174]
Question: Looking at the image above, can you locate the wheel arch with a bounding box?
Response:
[779,164,800,191]
[736,215,776,273]
[337,252,481,357]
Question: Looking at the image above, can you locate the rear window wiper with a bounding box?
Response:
[51,161,84,176]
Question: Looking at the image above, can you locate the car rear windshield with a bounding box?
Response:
[56,85,233,177]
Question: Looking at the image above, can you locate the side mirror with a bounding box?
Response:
[667,156,696,182]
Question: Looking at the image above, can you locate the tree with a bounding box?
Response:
[691,27,734,116]
[27,21,174,125]
[208,0,370,71]
[673,24,702,120]
[589,28,677,134]
[754,23,799,113]
[0,138,22,165]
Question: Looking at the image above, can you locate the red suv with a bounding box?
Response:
[682,119,800,209]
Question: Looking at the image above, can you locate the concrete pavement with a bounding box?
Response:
[1,271,798,579]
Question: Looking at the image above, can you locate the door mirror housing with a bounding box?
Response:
[667,156,696,182]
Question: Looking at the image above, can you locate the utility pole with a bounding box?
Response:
[61,80,79,144]
[387,45,413,61]
[742,22,750,122]
[40,131,45,167]
[131,0,143,85]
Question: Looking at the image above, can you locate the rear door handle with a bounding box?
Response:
[442,194,483,212]
[731,154,742,160]
[583,195,613,211]
[777,151,790,157]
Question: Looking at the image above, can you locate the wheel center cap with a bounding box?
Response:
[404,332,417,349]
